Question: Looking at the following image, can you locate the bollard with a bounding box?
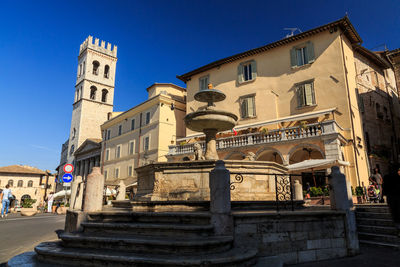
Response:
[116,180,126,201]
[329,166,359,255]
[293,180,304,201]
[209,160,233,235]
[83,167,104,212]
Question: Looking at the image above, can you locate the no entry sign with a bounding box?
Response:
[63,164,74,173]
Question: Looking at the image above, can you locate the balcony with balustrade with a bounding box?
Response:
[167,120,344,160]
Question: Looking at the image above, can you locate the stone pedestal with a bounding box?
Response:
[116,180,126,201]
[70,175,83,210]
[204,129,218,160]
[293,180,303,201]
[83,167,104,212]
[329,166,359,255]
[209,160,233,235]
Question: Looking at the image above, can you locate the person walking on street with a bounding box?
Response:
[370,168,383,202]
[1,184,11,218]
[383,167,400,236]
[47,192,54,213]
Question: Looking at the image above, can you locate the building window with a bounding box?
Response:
[145,112,150,125]
[144,136,150,151]
[105,149,110,161]
[28,180,33,187]
[128,165,133,177]
[199,75,209,91]
[129,141,135,155]
[82,61,86,74]
[238,60,257,83]
[70,145,75,156]
[290,42,315,67]
[115,168,120,179]
[8,180,13,187]
[118,125,122,136]
[116,145,121,159]
[90,86,97,100]
[104,65,110,78]
[92,61,100,75]
[106,130,111,140]
[131,119,135,130]
[17,180,23,187]
[239,95,256,119]
[72,128,76,140]
[101,89,108,103]
[296,81,315,107]
[104,170,108,179]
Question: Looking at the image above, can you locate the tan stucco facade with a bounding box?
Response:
[171,18,397,188]
[100,84,186,187]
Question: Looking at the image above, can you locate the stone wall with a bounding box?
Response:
[233,210,348,265]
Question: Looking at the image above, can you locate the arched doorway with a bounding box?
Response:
[256,150,284,164]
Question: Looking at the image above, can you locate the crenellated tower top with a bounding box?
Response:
[79,36,117,57]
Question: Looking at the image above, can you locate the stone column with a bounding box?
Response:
[79,160,84,177]
[83,167,104,212]
[89,158,94,174]
[116,180,126,201]
[70,175,83,210]
[329,166,359,255]
[204,129,219,160]
[95,156,100,167]
[84,159,90,180]
[209,160,233,235]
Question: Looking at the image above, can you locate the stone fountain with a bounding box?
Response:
[184,84,238,160]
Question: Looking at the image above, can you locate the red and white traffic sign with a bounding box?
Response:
[63,164,74,173]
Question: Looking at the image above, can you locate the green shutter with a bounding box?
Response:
[304,83,313,105]
[248,97,255,117]
[241,99,247,118]
[290,48,297,67]
[251,61,257,80]
[306,42,315,63]
[238,64,244,83]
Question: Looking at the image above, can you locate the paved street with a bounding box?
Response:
[0,213,65,264]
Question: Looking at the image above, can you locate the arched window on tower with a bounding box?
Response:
[79,64,82,76]
[92,61,100,75]
[90,86,97,100]
[102,89,108,103]
[70,145,75,156]
[17,180,23,187]
[28,180,33,187]
[104,65,110,78]
[83,61,86,74]
[72,128,76,140]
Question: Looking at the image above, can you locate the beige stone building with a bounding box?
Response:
[168,17,399,188]
[100,83,186,188]
[0,165,55,209]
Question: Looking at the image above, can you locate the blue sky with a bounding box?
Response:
[0,0,399,172]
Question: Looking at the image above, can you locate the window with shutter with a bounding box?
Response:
[291,42,315,68]
[199,75,209,91]
[238,60,257,83]
[145,112,150,125]
[296,81,315,107]
[129,141,135,155]
[144,136,149,151]
[239,95,256,119]
[131,119,135,130]
[116,145,121,158]
[105,149,110,161]
[128,166,133,177]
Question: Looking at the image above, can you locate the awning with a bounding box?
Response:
[53,190,71,200]
[126,182,138,188]
[287,159,350,172]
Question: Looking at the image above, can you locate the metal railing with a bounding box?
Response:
[169,120,340,155]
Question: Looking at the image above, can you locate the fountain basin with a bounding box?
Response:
[184,110,238,132]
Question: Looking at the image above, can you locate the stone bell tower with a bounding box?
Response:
[67,36,118,164]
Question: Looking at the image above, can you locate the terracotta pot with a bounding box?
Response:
[20,208,37,216]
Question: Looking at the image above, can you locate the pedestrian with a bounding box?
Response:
[370,168,383,202]
[305,182,311,199]
[383,167,400,236]
[47,192,54,213]
[1,184,12,218]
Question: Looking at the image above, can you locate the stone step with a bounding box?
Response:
[59,232,233,255]
[81,221,215,237]
[87,211,211,225]
[358,232,399,244]
[34,241,258,266]
[359,240,399,250]
[357,225,398,235]
[356,211,392,220]
[355,206,390,213]
[356,218,395,227]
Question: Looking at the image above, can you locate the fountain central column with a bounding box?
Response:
[204,129,218,160]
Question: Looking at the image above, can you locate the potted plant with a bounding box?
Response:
[20,199,37,216]
[355,186,364,204]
